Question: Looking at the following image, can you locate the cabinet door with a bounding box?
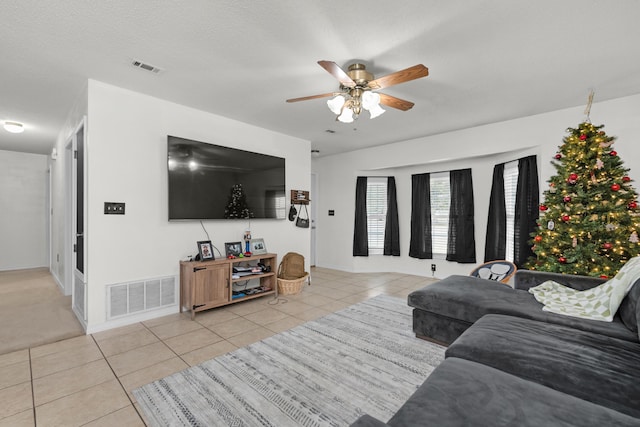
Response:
[193,263,229,308]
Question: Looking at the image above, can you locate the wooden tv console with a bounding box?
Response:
[179,253,277,320]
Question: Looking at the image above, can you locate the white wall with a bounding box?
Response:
[312,93,640,279]
[83,80,310,331]
[0,150,49,270]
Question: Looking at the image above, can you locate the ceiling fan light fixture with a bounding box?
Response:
[361,91,385,119]
[3,121,24,133]
[327,95,345,114]
[367,103,386,119]
[337,107,354,123]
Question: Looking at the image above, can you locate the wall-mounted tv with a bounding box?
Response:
[168,136,286,220]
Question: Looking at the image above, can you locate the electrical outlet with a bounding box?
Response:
[431,264,436,272]
[104,202,125,215]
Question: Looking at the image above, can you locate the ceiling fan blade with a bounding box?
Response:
[378,93,415,111]
[318,60,356,88]
[367,64,429,90]
[286,92,336,103]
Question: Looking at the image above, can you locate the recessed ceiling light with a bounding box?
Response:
[3,121,24,133]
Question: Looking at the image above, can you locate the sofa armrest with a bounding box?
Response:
[349,415,391,427]
[514,270,606,291]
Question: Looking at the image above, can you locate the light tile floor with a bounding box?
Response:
[0,267,437,426]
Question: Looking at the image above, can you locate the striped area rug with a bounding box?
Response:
[134,294,445,426]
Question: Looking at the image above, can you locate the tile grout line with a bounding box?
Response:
[29,348,37,427]
[89,333,148,425]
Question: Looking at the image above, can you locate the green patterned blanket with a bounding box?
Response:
[529,256,640,321]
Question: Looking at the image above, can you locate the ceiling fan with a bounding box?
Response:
[286,60,429,123]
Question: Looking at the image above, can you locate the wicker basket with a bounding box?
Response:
[277,274,308,295]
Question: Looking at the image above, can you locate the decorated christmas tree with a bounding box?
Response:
[223,184,254,219]
[527,121,640,277]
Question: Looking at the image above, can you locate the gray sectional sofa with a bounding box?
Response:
[350,270,640,426]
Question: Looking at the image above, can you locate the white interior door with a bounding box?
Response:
[70,119,87,321]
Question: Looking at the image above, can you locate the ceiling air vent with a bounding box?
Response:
[131,59,163,74]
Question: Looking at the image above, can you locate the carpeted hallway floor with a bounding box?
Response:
[0,268,84,355]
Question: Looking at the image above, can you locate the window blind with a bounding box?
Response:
[366,177,387,254]
[430,172,450,256]
[503,161,519,262]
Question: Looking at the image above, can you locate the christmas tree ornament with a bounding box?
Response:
[629,201,638,210]
[595,158,604,169]
[602,242,612,250]
[572,237,577,248]
[549,183,557,193]
[605,223,616,231]
[563,196,572,203]
[539,204,548,211]
[561,214,571,222]
[569,173,578,181]
[630,231,639,243]
[547,220,555,230]
[558,256,567,263]
[610,150,618,156]
[623,176,631,182]
[611,183,621,192]
[534,235,543,243]
[554,153,562,160]
[579,134,587,141]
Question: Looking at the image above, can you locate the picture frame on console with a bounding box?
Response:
[197,240,214,261]
[225,241,243,258]
[250,238,267,255]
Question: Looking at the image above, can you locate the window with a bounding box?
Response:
[503,161,519,262]
[430,173,450,256]
[366,177,387,254]
[410,169,475,262]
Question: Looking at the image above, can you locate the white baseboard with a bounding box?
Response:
[50,268,66,294]
[85,305,180,335]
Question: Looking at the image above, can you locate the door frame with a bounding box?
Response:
[65,117,88,321]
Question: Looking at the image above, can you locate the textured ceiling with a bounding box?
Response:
[1,1,640,157]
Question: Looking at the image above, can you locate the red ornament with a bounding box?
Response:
[623,176,631,182]
[629,201,637,209]
[534,235,543,243]
[611,183,621,192]
[554,153,562,160]
[558,257,567,264]
[561,214,571,222]
[563,196,572,203]
[610,151,618,156]
[602,242,613,250]
[569,173,578,180]
[539,205,548,211]
[600,275,608,279]
[579,134,587,141]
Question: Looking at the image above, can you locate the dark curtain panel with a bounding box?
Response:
[353,176,369,256]
[446,169,476,263]
[409,173,433,259]
[514,155,539,267]
[383,177,400,256]
[484,163,507,261]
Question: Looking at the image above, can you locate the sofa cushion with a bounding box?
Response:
[446,314,640,418]
[618,279,640,335]
[408,275,638,342]
[386,358,640,427]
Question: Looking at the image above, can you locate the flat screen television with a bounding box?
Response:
[168,136,286,220]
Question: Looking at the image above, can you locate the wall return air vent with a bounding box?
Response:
[131,59,163,74]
